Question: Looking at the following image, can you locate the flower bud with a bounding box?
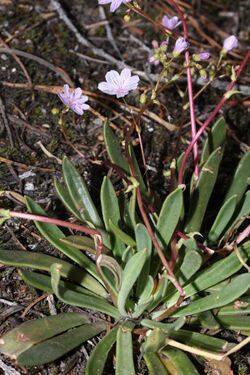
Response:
[193,52,210,61]
[140,93,147,104]
[199,69,207,80]
[173,37,189,57]
[124,14,130,23]
[222,35,238,54]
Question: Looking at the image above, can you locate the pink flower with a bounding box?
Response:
[223,35,238,52]
[58,85,90,115]
[98,0,131,12]
[98,68,140,98]
[173,37,189,56]
[162,15,181,30]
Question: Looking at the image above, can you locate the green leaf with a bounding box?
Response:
[142,321,227,352]
[142,328,166,353]
[135,223,152,297]
[17,322,106,367]
[116,323,135,375]
[162,348,200,375]
[148,275,169,312]
[144,352,168,375]
[109,219,136,248]
[225,190,250,237]
[201,117,227,164]
[25,196,102,283]
[138,276,155,304]
[129,145,147,195]
[157,186,184,249]
[169,329,228,352]
[197,311,220,329]
[217,315,250,330]
[128,189,137,229]
[185,147,223,233]
[0,313,90,358]
[62,157,105,230]
[104,121,130,174]
[208,194,237,243]
[223,150,250,205]
[101,177,125,257]
[154,240,250,314]
[54,179,83,221]
[117,249,147,316]
[178,249,203,285]
[86,326,118,375]
[132,296,153,319]
[20,270,97,297]
[218,297,250,316]
[59,235,96,253]
[97,254,122,304]
[50,263,120,319]
[0,250,106,297]
[174,273,250,317]
[141,317,186,333]
[154,243,203,310]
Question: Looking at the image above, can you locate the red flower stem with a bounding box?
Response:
[236,224,250,245]
[9,211,103,256]
[165,0,199,177]
[178,50,250,185]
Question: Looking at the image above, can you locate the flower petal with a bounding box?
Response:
[98,0,111,4]
[120,68,131,82]
[123,75,139,91]
[73,87,82,100]
[63,84,70,96]
[110,0,123,12]
[105,70,121,86]
[58,93,70,106]
[98,81,116,95]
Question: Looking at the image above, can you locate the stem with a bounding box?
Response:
[178,50,250,185]
[236,224,250,245]
[9,211,103,256]
[165,0,199,177]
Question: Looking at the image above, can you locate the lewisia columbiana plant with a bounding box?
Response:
[98,68,140,98]
[98,0,131,12]
[57,85,90,115]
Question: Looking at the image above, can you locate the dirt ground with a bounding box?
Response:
[0,0,249,374]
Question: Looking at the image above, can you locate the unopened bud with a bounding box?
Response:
[140,93,147,104]
[199,69,207,79]
[51,107,60,115]
[124,14,130,23]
